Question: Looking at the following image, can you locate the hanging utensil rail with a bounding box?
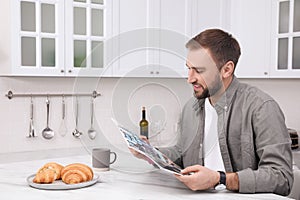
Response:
[5,90,101,100]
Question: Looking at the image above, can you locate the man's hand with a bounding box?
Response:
[128,136,154,164]
[175,165,219,191]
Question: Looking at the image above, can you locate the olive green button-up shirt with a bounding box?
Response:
[160,76,293,196]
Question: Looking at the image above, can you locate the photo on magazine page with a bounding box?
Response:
[117,124,182,175]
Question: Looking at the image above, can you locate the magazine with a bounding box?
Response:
[112,118,182,175]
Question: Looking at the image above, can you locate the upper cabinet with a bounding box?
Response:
[232,0,300,78]
[230,0,271,78]
[3,0,298,78]
[0,0,112,77]
[64,0,113,77]
[269,0,300,77]
[111,0,225,78]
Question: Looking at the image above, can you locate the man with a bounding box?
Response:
[134,29,293,195]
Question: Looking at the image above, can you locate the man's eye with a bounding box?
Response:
[195,69,204,74]
[187,67,204,74]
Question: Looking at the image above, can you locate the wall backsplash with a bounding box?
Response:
[0,76,192,159]
[0,76,300,161]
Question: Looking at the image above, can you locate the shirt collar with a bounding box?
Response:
[214,76,239,113]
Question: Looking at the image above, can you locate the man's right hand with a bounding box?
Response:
[128,135,154,164]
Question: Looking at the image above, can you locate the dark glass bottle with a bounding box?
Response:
[139,107,149,138]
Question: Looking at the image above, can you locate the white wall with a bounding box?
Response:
[0,77,192,159]
[0,76,299,159]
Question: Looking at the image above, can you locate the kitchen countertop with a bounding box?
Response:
[0,153,293,200]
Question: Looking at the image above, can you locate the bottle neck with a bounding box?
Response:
[142,110,146,120]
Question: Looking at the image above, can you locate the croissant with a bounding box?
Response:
[61,163,93,184]
[33,162,64,184]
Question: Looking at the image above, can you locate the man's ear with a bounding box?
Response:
[221,61,234,78]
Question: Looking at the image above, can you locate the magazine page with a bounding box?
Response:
[117,125,182,176]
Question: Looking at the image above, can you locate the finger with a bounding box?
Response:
[181,165,201,174]
[129,148,142,158]
[140,136,149,144]
[175,173,192,183]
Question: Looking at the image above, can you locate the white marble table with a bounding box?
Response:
[0,154,292,200]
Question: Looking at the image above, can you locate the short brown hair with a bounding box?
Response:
[186,29,241,70]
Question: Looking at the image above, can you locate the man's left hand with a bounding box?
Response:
[175,165,219,191]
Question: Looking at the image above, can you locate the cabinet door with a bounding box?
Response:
[269,0,300,78]
[157,0,227,78]
[112,0,193,77]
[193,0,227,33]
[11,0,65,76]
[65,0,113,77]
[112,0,150,77]
[231,0,271,78]
[112,0,227,78]
[155,0,191,78]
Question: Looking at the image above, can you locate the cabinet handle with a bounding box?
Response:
[156,71,159,74]
[150,71,154,74]
[68,70,72,73]
[264,72,268,75]
[60,70,64,73]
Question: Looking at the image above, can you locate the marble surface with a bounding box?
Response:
[0,154,293,200]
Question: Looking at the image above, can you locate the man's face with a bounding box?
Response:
[186,48,223,99]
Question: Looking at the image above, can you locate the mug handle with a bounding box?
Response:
[110,152,117,164]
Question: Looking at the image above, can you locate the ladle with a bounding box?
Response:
[42,97,54,139]
[72,97,82,138]
[87,98,97,140]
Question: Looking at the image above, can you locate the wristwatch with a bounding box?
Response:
[214,171,226,190]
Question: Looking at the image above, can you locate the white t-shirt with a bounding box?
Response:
[203,98,225,172]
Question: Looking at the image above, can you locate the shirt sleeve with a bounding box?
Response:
[237,100,293,196]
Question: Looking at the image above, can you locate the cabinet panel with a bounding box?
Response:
[21,1,36,32]
[269,0,300,78]
[194,0,225,33]
[112,0,149,77]
[65,0,113,77]
[231,0,271,78]
[10,0,65,76]
[3,0,111,77]
[113,0,197,77]
[157,0,190,78]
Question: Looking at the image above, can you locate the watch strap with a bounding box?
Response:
[218,171,226,185]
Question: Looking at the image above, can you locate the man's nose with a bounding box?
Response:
[187,69,196,84]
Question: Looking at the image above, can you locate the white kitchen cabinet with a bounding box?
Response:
[269,0,300,78]
[110,0,149,77]
[230,0,271,78]
[111,0,225,78]
[232,0,300,78]
[0,0,112,77]
[4,0,286,78]
[64,0,113,77]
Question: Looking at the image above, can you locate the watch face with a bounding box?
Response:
[215,184,226,191]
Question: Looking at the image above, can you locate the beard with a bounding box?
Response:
[193,74,223,99]
[193,86,209,99]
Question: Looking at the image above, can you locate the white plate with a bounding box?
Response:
[27,174,99,190]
